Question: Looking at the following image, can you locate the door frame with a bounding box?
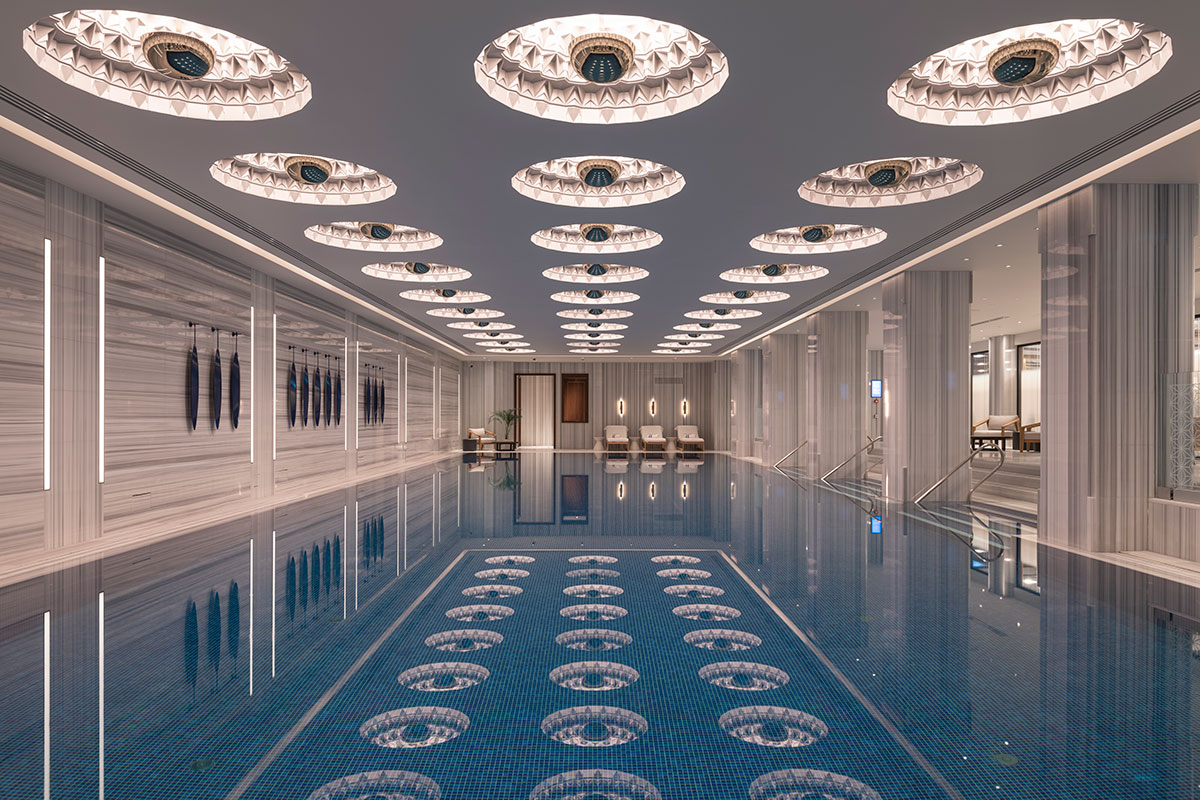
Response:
[514,372,557,447]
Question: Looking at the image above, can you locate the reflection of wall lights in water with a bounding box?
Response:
[649,398,657,416]
[617,397,625,417]
[617,481,625,500]
[681,480,689,500]
[649,481,657,500]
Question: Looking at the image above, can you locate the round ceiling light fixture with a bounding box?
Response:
[658,340,711,348]
[426,307,504,319]
[465,332,524,340]
[400,288,490,303]
[474,339,524,347]
[474,14,728,125]
[448,320,514,330]
[674,321,740,332]
[571,348,620,355]
[798,156,982,208]
[653,348,700,355]
[558,308,634,320]
[210,153,396,205]
[23,10,311,120]
[543,263,649,284]
[361,262,471,283]
[751,223,886,254]
[513,156,684,207]
[304,222,442,252]
[565,332,624,341]
[488,347,537,354]
[532,223,663,254]
[699,289,790,305]
[720,264,829,284]
[552,289,640,305]
[665,332,724,341]
[562,322,628,331]
[887,19,1172,126]
[685,308,762,320]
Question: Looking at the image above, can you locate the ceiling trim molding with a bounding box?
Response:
[721,87,1200,355]
[0,83,466,356]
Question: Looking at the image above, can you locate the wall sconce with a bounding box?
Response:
[617,398,625,417]
[617,480,625,501]
[649,481,657,500]
[681,480,689,500]
[681,398,689,417]
[730,399,736,417]
[729,481,737,500]
[649,398,657,416]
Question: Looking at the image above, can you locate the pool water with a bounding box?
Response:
[1,453,1198,800]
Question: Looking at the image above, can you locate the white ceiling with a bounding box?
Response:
[3,1,1200,357]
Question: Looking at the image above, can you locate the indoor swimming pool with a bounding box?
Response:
[1,453,1197,800]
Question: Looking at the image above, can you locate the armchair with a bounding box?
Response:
[971,415,1019,450]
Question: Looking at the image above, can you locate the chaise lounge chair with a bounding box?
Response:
[675,425,705,455]
[640,425,667,454]
[604,424,630,454]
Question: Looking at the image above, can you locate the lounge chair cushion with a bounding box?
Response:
[675,425,704,442]
[640,425,666,442]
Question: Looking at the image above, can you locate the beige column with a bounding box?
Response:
[806,311,868,478]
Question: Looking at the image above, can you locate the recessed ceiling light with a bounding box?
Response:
[513,155,684,207]
[361,262,471,282]
[304,222,442,252]
[210,153,395,205]
[551,289,640,305]
[426,307,504,319]
[447,320,514,330]
[474,14,728,124]
[684,308,762,320]
[698,289,790,305]
[674,322,740,332]
[719,264,829,284]
[565,332,624,341]
[887,19,1172,126]
[23,10,311,120]
[665,333,723,341]
[531,223,663,254]
[399,288,490,303]
[750,223,887,254]
[464,332,524,340]
[542,264,650,284]
[562,322,629,331]
[798,156,982,207]
[557,308,635,320]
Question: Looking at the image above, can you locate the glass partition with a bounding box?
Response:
[971,351,989,422]
[1161,370,1199,490]
[1017,343,1041,426]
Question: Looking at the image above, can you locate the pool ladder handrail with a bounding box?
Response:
[913,444,1005,506]
[773,440,808,469]
[821,436,882,482]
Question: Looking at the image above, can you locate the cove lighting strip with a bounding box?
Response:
[43,239,50,491]
[98,256,104,483]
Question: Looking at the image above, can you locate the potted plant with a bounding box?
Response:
[488,408,521,441]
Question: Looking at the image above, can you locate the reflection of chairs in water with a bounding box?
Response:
[604,459,628,474]
[676,458,703,473]
[640,459,664,474]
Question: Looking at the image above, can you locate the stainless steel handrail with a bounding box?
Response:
[773,440,808,469]
[820,436,882,482]
[914,444,1005,505]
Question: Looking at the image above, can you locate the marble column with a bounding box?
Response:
[45,180,103,549]
[988,334,1017,417]
[806,311,867,478]
[882,271,972,502]
[1038,183,1197,552]
[762,333,805,466]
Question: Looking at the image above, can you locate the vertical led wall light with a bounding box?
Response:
[98,256,105,483]
[354,341,360,450]
[403,356,410,444]
[43,238,50,491]
[681,398,689,417]
[730,399,736,417]
[249,306,255,463]
[617,398,625,417]
[272,314,277,461]
[730,481,737,500]
[397,355,402,444]
[649,397,657,416]
[343,338,348,451]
